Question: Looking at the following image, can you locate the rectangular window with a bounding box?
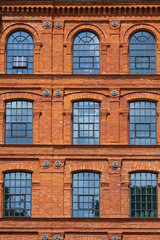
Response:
[130,172,158,217]
[72,172,100,217]
[12,56,28,68]
[73,101,100,145]
[4,172,32,217]
[5,101,33,144]
[129,101,157,145]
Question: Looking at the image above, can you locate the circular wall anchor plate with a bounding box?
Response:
[44,89,50,96]
[55,160,61,167]
[56,21,62,28]
[43,160,49,167]
[112,161,118,168]
[111,90,118,96]
[54,234,61,240]
[112,235,118,240]
[44,21,51,28]
[42,234,48,240]
[55,90,62,96]
[112,21,118,27]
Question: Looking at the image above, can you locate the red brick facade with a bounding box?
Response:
[0,0,160,239]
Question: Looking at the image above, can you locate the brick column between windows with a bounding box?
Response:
[109,99,120,143]
[119,109,129,144]
[0,111,4,144]
[33,110,41,144]
[34,42,42,73]
[53,91,64,145]
[0,42,5,74]
[120,43,129,74]
[157,43,160,74]
[63,109,72,144]
[108,158,122,216]
[64,43,72,74]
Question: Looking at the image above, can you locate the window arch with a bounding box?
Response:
[5,101,33,144]
[4,172,32,217]
[129,31,156,74]
[6,31,34,74]
[130,172,158,217]
[72,172,100,217]
[73,31,100,74]
[72,101,100,145]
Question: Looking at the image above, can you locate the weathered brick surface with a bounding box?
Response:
[0,0,160,239]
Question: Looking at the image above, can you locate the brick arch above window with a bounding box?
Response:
[64,92,106,110]
[0,23,40,43]
[123,24,160,43]
[120,91,160,109]
[66,24,107,43]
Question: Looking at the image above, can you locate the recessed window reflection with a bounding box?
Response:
[129,101,157,145]
[72,172,100,217]
[130,172,158,217]
[73,101,100,145]
[4,172,32,217]
[73,31,100,74]
[129,31,156,74]
[7,31,33,74]
[5,101,33,144]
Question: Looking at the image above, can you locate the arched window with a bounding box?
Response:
[5,101,33,144]
[129,31,156,74]
[72,172,100,217]
[6,31,34,74]
[73,31,100,74]
[129,101,157,145]
[72,101,100,145]
[130,172,158,217]
[4,172,32,217]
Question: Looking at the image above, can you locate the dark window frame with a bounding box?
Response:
[129,101,157,145]
[5,101,33,144]
[72,101,100,145]
[129,31,156,74]
[73,31,100,74]
[130,172,158,218]
[72,172,100,218]
[3,172,32,217]
[6,31,34,74]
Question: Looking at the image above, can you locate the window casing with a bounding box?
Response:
[130,172,158,218]
[6,31,34,74]
[73,31,100,74]
[4,172,32,217]
[129,101,157,145]
[72,172,100,217]
[5,101,33,144]
[72,101,100,145]
[129,31,156,74]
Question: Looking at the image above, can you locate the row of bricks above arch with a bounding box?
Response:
[1,21,160,74]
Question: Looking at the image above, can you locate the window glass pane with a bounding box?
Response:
[73,101,100,145]
[6,31,34,74]
[73,31,100,74]
[4,172,32,217]
[130,172,158,217]
[129,31,156,74]
[5,101,33,144]
[129,101,156,145]
[72,172,100,217]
